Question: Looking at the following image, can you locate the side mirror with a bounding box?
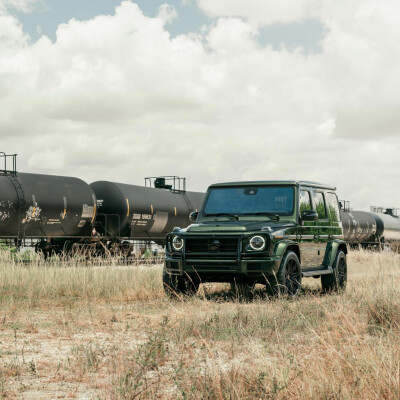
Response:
[189,211,199,222]
[301,210,318,221]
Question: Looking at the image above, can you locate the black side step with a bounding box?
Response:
[302,267,333,277]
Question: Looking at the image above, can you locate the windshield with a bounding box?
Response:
[203,186,295,216]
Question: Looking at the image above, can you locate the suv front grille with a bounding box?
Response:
[185,237,239,261]
[186,237,238,253]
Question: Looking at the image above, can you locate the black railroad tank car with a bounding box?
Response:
[341,210,400,248]
[0,172,96,240]
[90,181,204,241]
[341,211,379,245]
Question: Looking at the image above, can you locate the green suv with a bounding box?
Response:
[163,181,347,297]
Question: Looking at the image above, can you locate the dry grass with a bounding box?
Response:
[0,249,399,399]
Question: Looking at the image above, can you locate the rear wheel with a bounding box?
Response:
[321,250,347,292]
[163,269,199,298]
[266,251,302,297]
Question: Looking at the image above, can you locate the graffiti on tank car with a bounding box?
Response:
[347,212,377,240]
[81,204,94,219]
[0,201,13,221]
[59,210,69,220]
[22,203,41,223]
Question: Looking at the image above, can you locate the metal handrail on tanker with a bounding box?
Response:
[0,153,18,175]
[145,176,186,192]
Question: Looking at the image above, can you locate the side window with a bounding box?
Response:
[313,192,327,219]
[326,192,341,222]
[299,190,312,213]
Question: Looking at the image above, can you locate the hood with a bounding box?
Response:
[184,220,295,233]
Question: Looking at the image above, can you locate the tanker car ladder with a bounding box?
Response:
[0,153,26,240]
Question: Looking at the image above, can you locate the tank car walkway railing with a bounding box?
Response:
[145,176,186,192]
[0,152,17,175]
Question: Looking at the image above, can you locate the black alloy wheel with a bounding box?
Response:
[321,250,347,292]
[284,256,302,296]
[267,251,302,297]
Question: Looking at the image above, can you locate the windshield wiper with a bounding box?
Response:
[205,213,239,220]
[242,212,280,221]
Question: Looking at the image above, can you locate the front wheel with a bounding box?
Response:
[266,251,302,297]
[230,281,255,299]
[163,269,200,298]
[321,250,347,292]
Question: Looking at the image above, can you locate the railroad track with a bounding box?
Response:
[11,256,165,266]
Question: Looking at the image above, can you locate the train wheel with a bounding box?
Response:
[63,241,74,257]
[72,243,84,257]
[121,241,132,258]
[321,250,347,293]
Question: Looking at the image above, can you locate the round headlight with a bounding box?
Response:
[172,235,183,251]
[249,235,266,251]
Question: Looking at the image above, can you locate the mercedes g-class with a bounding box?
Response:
[163,181,347,297]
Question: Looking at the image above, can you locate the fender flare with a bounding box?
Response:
[274,239,301,263]
[323,240,348,267]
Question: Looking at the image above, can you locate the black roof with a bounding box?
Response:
[210,180,337,191]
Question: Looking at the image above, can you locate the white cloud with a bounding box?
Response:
[157,4,177,25]
[0,0,399,210]
[27,148,66,171]
[196,0,321,26]
[0,0,40,12]
[0,11,28,50]
[207,18,259,54]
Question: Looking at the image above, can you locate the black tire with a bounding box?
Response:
[321,250,347,292]
[163,269,199,298]
[230,281,255,299]
[266,251,302,297]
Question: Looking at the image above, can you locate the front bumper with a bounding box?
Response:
[165,256,281,279]
[165,234,281,281]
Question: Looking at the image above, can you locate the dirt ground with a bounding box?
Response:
[1,251,400,399]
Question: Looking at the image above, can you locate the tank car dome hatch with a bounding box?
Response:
[154,178,172,190]
[90,181,204,240]
[0,172,97,239]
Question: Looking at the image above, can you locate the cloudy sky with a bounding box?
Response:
[1,0,399,210]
